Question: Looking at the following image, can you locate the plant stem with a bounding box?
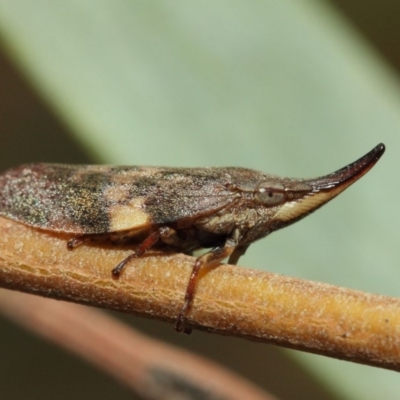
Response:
[0,217,399,371]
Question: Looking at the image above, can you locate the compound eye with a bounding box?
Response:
[254,182,286,206]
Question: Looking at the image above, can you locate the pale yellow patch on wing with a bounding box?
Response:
[274,184,350,222]
[108,197,150,231]
[104,185,130,203]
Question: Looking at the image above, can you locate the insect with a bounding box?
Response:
[0,143,385,333]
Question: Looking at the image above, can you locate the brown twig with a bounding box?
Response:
[0,216,399,371]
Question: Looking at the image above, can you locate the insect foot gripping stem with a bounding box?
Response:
[111,229,162,276]
[175,231,240,334]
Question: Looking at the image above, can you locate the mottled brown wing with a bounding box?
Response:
[0,163,237,234]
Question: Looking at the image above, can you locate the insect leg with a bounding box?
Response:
[228,244,249,265]
[175,228,241,333]
[158,226,184,247]
[159,226,196,256]
[111,229,162,276]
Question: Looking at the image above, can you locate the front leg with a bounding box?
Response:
[228,244,249,265]
[175,228,241,333]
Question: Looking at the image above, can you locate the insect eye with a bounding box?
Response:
[255,182,286,206]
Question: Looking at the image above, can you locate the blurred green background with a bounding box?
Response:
[0,1,400,399]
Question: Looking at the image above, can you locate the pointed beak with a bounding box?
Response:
[305,142,385,191]
[273,143,385,223]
